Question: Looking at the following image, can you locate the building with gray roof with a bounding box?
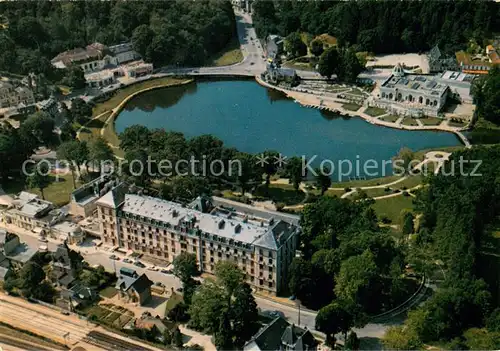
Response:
[115,268,153,305]
[371,64,450,117]
[96,188,300,295]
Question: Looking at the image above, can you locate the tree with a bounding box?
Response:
[70,98,92,125]
[474,66,500,124]
[338,47,364,83]
[314,167,332,195]
[188,279,228,333]
[131,24,154,58]
[318,47,339,79]
[334,250,378,306]
[214,312,233,350]
[173,327,183,348]
[284,32,307,58]
[260,150,279,192]
[234,152,259,195]
[124,148,150,186]
[173,252,199,283]
[463,328,500,350]
[88,137,115,174]
[159,176,210,202]
[392,147,416,175]
[27,162,51,199]
[57,140,89,188]
[315,302,343,346]
[20,112,56,147]
[119,124,151,151]
[310,39,324,57]
[231,283,259,348]
[215,261,244,298]
[17,262,46,298]
[345,331,360,350]
[63,66,86,89]
[285,156,305,191]
[383,326,423,350]
[400,210,415,235]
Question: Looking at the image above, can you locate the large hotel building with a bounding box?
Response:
[96,184,300,295]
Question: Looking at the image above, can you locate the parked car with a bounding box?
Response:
[155,282,165,287]
[134,261,146,268]
[263,310,285,319]
[61,311,70,316]
[109,254,119,260]
[147,266,159,271]
[161,269,173,274]
[123,258,133,264]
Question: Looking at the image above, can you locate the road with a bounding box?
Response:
[7,225,396,344]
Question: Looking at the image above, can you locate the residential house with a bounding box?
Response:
[50,243,80,288]
[266,35,284,61]
[115,267,153,306]
[51,42,117,73]
[122,61,153,78]
[109,43,141,65]
[85,70,116,88]
[0,251,12,283]
[70,176,120,218]
[244,317,318,351]
[36,97,60,117]
[134,316,178,342]
[455,45,500,75]
[51,221,85,245]
[3,192,56,233]
[0,79,35,109]
[61,282,97,309]
[428,45,458,73]
[0,230,37,269]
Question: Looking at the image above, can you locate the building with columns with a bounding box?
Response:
[371,64,450,117]
[96,185,300,296]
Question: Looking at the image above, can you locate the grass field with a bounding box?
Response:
[78,111,111,143]
[359,187,394,198]
[2,173,79,207]
[208,38,243,67]
[396,175,423,190]
[342,103,362,111]
[380,115,400,123]
[372,195,415,223]
[364,106,386,117]
[99,286,118,299]
[348,88,364,96]
[255,183,306,205]
[402,117,419,126]
[419,117,443,126]
[330,175,401,189]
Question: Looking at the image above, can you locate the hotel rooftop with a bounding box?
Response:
[381,72,448,97]
[98,192,298,250]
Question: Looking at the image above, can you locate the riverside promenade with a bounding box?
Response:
[255,76,471,149]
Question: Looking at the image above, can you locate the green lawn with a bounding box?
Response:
[380,115,400,123]
[2,173,78,207]
[359,187,394,198]
[402,117,419,126]
[78,111,111,143]
[342,103,362,112]
[396,175,423,190]
[99,286,118,299]
[419,117,443,126]
[254,184,306,206]
[364,106,386,117]
[347,88,364,96]
[330,175,401,189]
[372,195,415,223]
[208,38,243,67]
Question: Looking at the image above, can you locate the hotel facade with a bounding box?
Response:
[96,186,300,295]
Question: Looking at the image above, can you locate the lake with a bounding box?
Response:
[115,79,461,180]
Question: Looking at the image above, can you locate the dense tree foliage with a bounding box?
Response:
[384,145,500,346]
[0,1,237,75]
[252,1,500,55]
[473,65,500,125]
[188,261,259,349]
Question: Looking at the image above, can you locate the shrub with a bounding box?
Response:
[384,187,391,192]
[275,202,286,211]
[212,189,222,197]
[344,187,351,192]
[381,216,392,224]
[402,191,409,197]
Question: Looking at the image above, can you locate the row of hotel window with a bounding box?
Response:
[381,92,439,106]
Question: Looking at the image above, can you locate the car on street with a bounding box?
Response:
[161,269,173,274]
[262,310,285,319]
[109,254,119,260]
[134,261,146,268]
[61,311,70,316]
[147,265,159,271]
[155,282,165,287]
[123,258,133,264]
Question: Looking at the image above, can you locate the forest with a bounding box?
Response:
[0,1,236,79]
[252,0,500,55]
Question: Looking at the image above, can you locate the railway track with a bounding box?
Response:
[82,331,157,351]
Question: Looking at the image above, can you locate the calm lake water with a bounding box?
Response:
[115,80,461,179]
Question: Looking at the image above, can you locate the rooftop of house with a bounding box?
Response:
[455,50,498,68]
[244,316,317,351]
[10,191,53,218]
[0,266,10,280]
[5,243,37,264]
[112,194,297,250]
[381,65,448,97]
[116,271,153,293]
[108,42,134,54]
[51,42,111,67]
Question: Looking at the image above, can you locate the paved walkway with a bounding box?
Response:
[255,76,472,149]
